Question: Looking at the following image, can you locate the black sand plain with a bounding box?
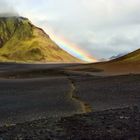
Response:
[0,62,140,139]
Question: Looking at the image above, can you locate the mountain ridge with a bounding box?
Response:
[110,49,140,63]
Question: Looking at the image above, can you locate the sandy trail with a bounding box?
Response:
[67,77,93,113]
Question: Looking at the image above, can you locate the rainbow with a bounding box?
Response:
[46,29,97,62]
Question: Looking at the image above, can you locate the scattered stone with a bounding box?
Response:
[0,106,139,140]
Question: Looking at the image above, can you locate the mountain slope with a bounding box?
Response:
[0,17,81,63]
[111,49,140,62]
[66,49,140,75]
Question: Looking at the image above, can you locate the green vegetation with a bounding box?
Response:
[0,17,81,63]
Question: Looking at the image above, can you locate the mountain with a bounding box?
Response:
[111,49,140,62]
[109,53,126,60]
[67,49,140,75]
[0,17,81,63]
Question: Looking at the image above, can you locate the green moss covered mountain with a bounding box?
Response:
[111,49,140,63]
[0,17,81,63]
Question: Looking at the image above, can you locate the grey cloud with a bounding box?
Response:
[0,0,19,17]
[110,36,140,47]
[76,33,140,59]
[1,0,140,60]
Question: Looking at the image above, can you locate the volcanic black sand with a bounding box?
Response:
[0,106,139,140]
[0,63,84,126]
[0,63,140,139]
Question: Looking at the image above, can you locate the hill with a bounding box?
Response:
[0,17,81,63]
[66,49,140,75]
[111,49,140,62]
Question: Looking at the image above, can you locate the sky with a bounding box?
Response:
[0,0,140,61]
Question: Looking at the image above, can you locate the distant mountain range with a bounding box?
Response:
[109,53,126,60]
[0,17,81,63]
[111,49,140,62]
[68,48,140,75]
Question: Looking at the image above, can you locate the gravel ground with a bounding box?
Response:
[0,63,83,126]
[0,106,139,140]
[72,74,140,111]
[0,63,140,139]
